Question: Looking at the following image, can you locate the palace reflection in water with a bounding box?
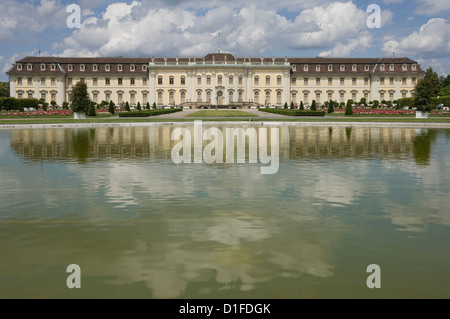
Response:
[1,125,449,299]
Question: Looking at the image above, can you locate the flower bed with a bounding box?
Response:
[0,110,73,117]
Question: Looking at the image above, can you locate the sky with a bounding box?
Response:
[1,0,449,81]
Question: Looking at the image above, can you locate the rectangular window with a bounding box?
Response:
[291,77,296,85]
[143,93,148,104]
[277,77,282,85]
[181,77,186,85]
[118,78,123,85]
[143,78,148,86]
[304,78,309,85]
[28,77,33,85]
[51,93,56,102]
[402,77,407,85]
[229,76,233,85]
[41,77,46,85]
[412,77,417,85]
[402,92,407,98]
[364,77,369,85]
[105,78,110,85]
[93,93,98,103]
[239,76,243,85]
[106,93,111,101]
[207,77,211,85]
[158,77,163,85]
[68,78,73,86]
[79,78,85,84]
[18,92,23,98]
[130,78,135,86]
[51,78,56,86]
[352,78,357,86]
[316,78,321,85]
[255,77,259,85]
[17,77,22,85]
[217,77,222,85]
[328,78,333,86]
[380,77,385,85]
[380,92,385,100]
[197,77,201,85]
[328,92,332,100]
[169,77,174,85]
[340,78,345,86]
[390,77,394,85]
[93,78,98,86]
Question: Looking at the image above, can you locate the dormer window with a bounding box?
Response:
[328,64,332,71]
[130,64,136,72]
[93,64,98,71]
[412,64,417,71]
[41,64,46,71]
[389,64,395,71]
[340,65,345,71]
[292,65,296,71]
[402,64,407,71]
[27,64,32,70]
[364,65,370,71]
[304,64,308,71]
[68,64,73,71]
[118,64,123,71]
[316,65,321,71]
[142,65,147,71]
[105,64,111,72]
[380,64,385,71]
[352,64,357,71]
[51,64,56,71]
[80,64,85,71]
[17,64,23,70]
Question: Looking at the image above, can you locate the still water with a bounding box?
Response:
[0,124,449,298]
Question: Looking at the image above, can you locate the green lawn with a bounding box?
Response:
[186,110,259,117]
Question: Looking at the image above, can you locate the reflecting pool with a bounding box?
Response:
[0,124,449,298]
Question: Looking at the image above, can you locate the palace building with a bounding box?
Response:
[6,52,424,108]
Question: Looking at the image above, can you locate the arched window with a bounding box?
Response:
[197,91,202,102]
[254,76,259,85]
[169,76,174,85]
[238,91,243,102]
[277,91,282,104]
[277,76,282,85]
[254,91,259,104]
[265,91,270,104]
[207,91,211,103]
[229,91,234,103]
[266,76,270,85]
[218,75,223,85]
[169,91,175,104]
[158,91,163,104]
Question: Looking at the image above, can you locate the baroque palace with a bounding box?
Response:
[7,52,424,108]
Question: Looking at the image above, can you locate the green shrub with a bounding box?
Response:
[51,100,57,107]
[345,99,353,115]
[327,99,334,114]
[311,100,317,111]
[300,101,304,110]
[137,102,142,111]
[88,102,97,116]
[284,102,288,109]
[146,102,150,110]
[63,101,70,110]
[108,101,115,114]
[0,97,17,111]
[153,102,157,109]
[125,101,130,111]
[290,101,294,109]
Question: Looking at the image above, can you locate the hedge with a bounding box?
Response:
[397,96,450,108]
[118,108,182,117]
[0,97,39,111]
[259,108,326,116]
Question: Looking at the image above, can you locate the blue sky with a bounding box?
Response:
[1,0,450,81]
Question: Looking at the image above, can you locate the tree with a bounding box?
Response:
[108,100,115,114]
[290,101,294,109]
[146,102,150,110]
[439,85,450,96]
[327,99,334,114]
[70,81,90,113]
[51,100,57,107]
[423,67,440,96]
[299,101,304,110]
[414,77,434,112]
[153,102,157,109]
[439,75,450,89]
[345,99,353,115]
[311,100,317,111]
[283,102,288,109]
[88,101,97,116]
[62,102,69,110]
[137,102,142,111]
[125,101,130,111]
[0,82,9,97]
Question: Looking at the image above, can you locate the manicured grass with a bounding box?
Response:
[1,117,450,125]
[187,110,259,117]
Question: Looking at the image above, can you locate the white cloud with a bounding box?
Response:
[416,0,450,15]
[319,32,373,57]
[417,58,446,75]
[382,18,450,58]
[54,1,374,57]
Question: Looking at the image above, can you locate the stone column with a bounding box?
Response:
[395,77,401,100]
[284,71,290,104]
[149,70,156,105]
[9,76,15,98]
[224,72,229,105]
[192,71,197,102]
[370,77,379,102]
[57,77,65,105]
[234,71,238,103]
[202,71,206,102]
[248,70,253,104]
[244,73,248,101]
[34,76,40,99]
[212,72,216,105]
[187,71,192,102]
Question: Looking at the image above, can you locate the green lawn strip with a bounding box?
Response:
[1,117,450,125]
[186,110,259,117]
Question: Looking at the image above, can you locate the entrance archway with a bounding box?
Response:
[217,91,223,105]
